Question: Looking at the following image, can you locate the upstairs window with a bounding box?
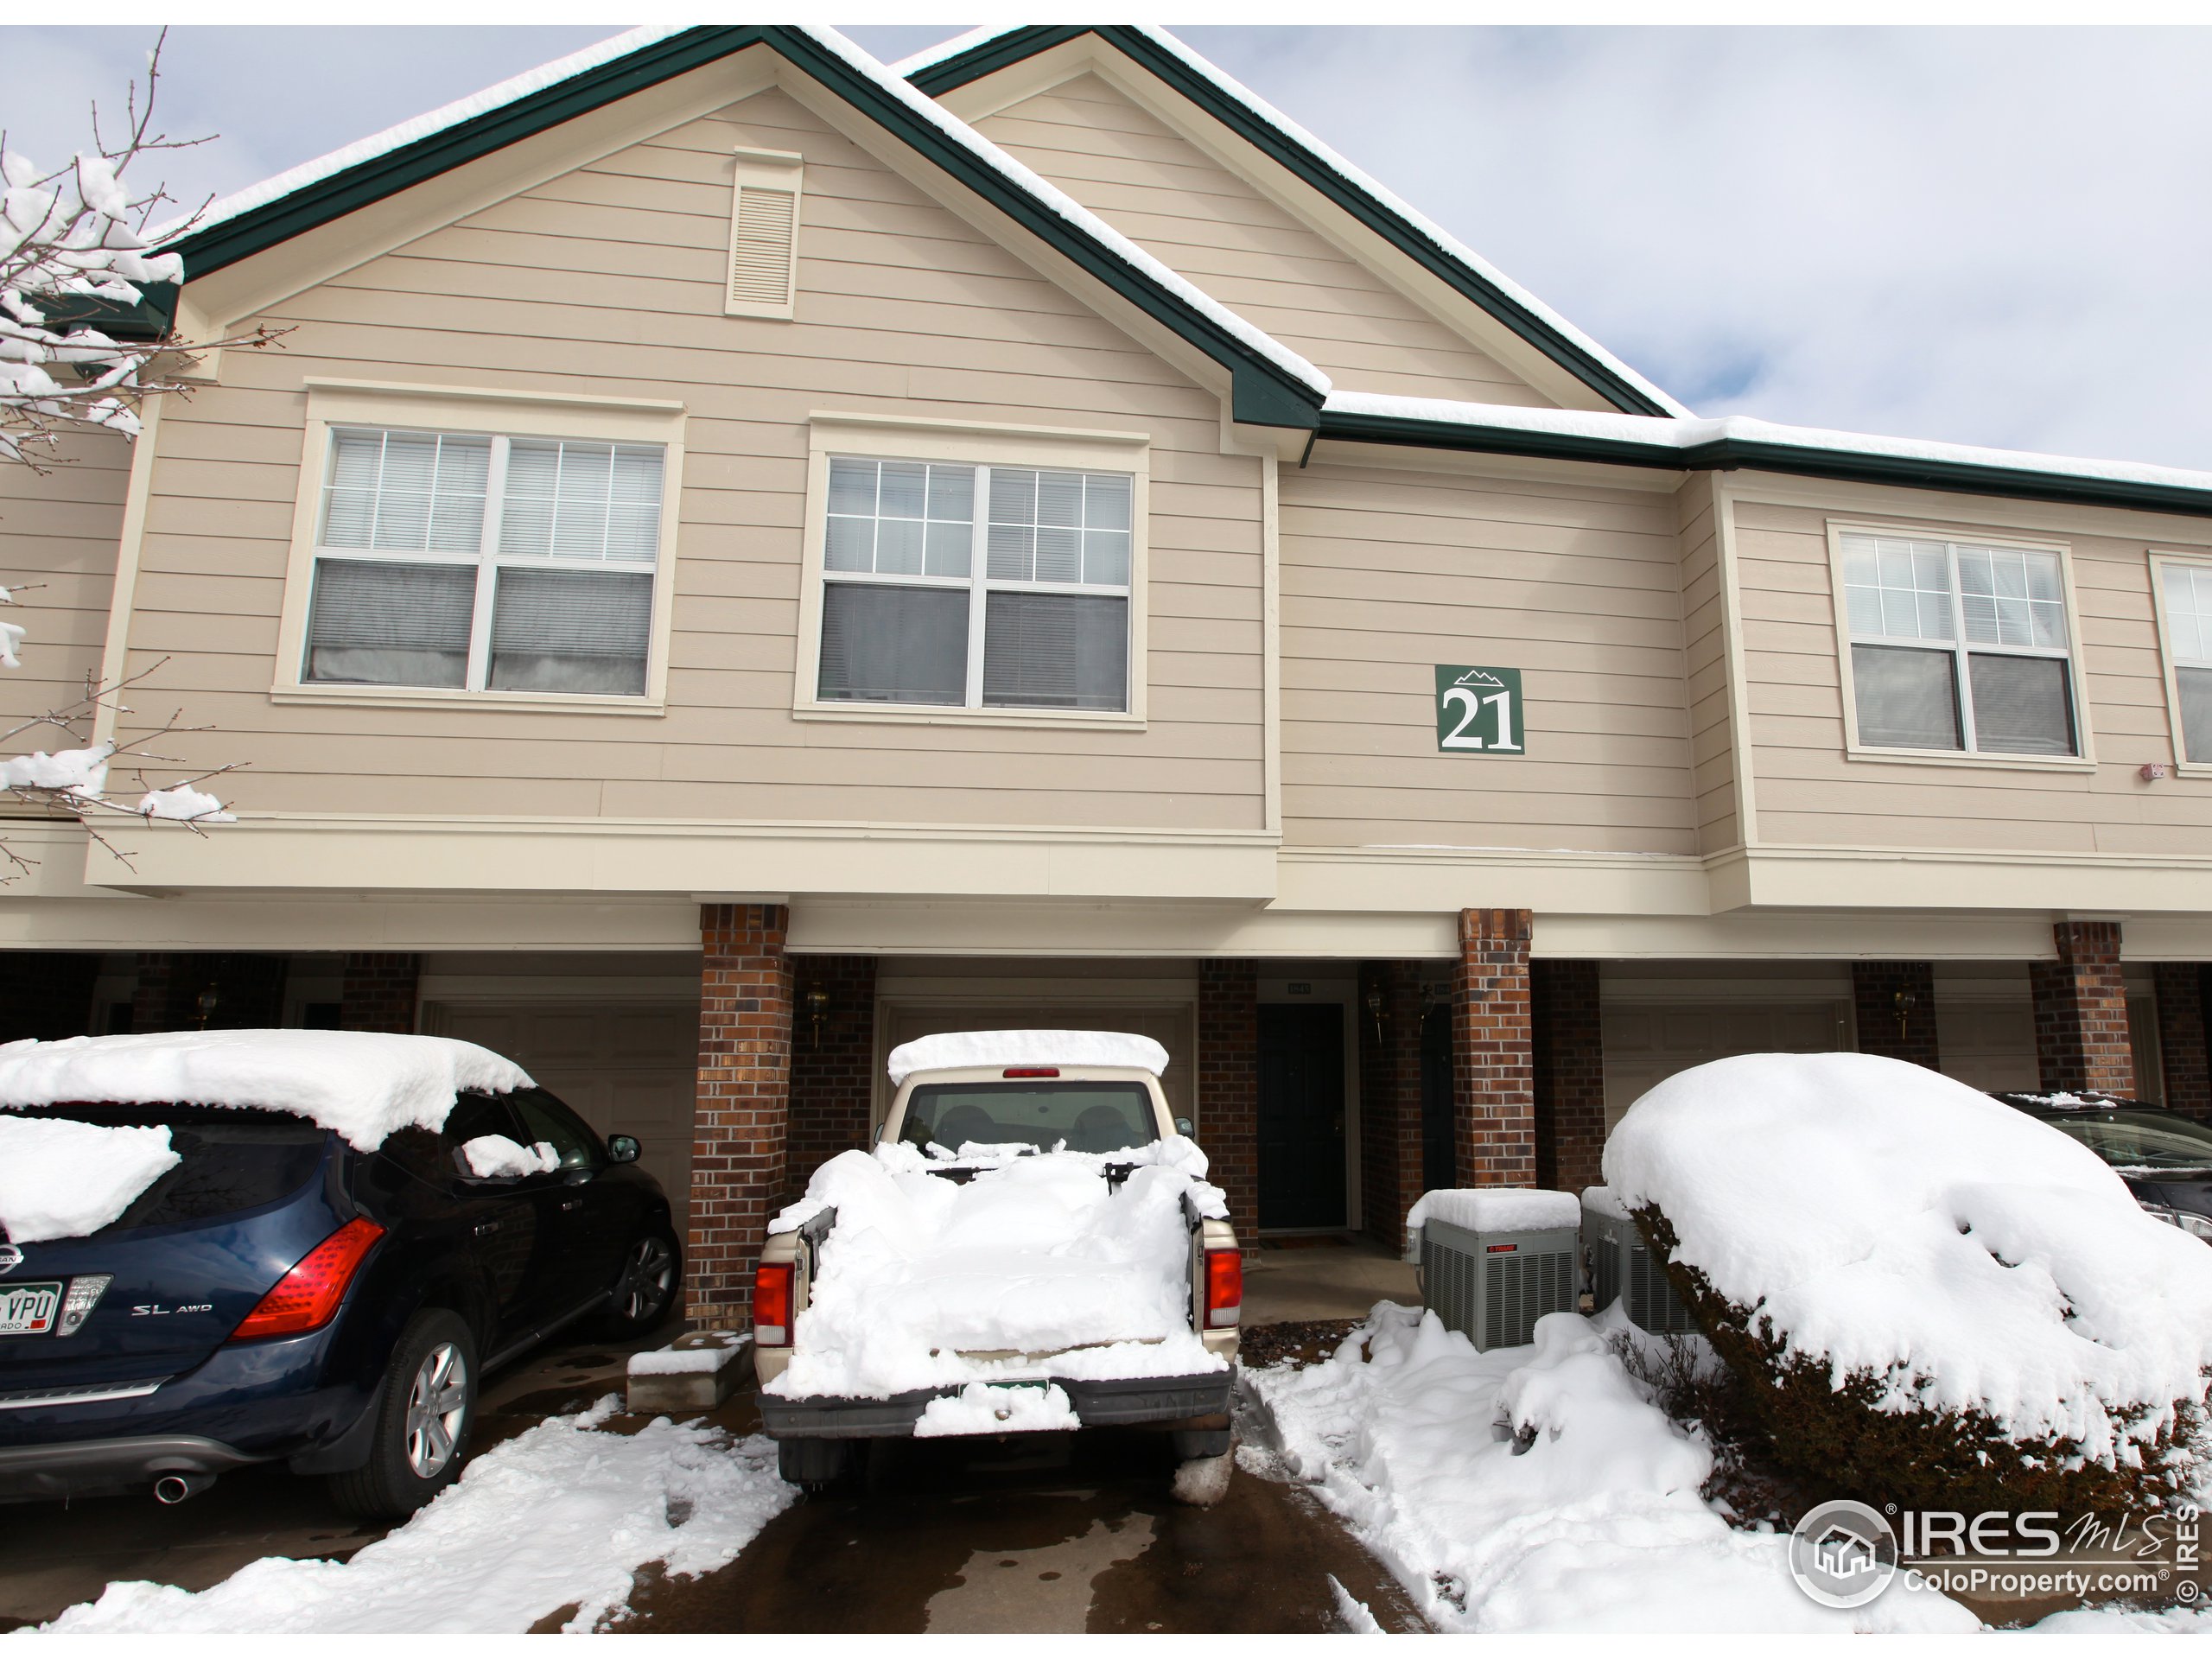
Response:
[817,457,1132,713]
[1840,531,2079,758]
[305,427,664,697]
[2158,560,2212,762]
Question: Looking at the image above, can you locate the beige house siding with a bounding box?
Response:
[1735,491,2212,854]
[1678,477,1738,854]
[1278,459,1696,854]
[0,430,128,741]
[111,84,1268,833]
[973,73,1555,407]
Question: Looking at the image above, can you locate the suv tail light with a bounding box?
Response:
[753,1261,794,1347]
[1204,1247,1242,1329]
[228,1217,385,1342]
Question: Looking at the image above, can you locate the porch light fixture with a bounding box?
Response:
[194,988,219,1029]
[804,985,830,1049]
[1364,986,1385,1042]
[1893,986,1918,1039]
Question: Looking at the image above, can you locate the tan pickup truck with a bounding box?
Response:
[752,1034,1241,1491]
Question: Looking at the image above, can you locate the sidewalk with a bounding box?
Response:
[1242,1235,1416,1325]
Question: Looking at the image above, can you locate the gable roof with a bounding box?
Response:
[897,25,1688,420]
[142,24,1333,429]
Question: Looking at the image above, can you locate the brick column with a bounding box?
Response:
[340,953,420,1033]
[783,954,877,1203]
[1357,960,1426,1248]
[1452,908,1535,1187]
[1852,961,1941,1069]
[2030,920,2135,1096]
[1198,959,1259,1247]
[1532,958,1604,1195]
[2155,963,2211,1118]
[132,952,288,1033]
[0,951,101,1042]
[688,904,794,1329]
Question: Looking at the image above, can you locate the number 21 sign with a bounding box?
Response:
[1434,664,1524,754]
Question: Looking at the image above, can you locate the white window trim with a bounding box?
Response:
[1824,518,2097,772]
[792,412,1151,729]
[273,379,686,715]
[2149,550,2212,778]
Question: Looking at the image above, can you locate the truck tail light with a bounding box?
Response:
[1204,1247,1242,1329]
[228,1217,385,1342]
[1003,1067,1059,1078]
[753,1261,794,1347]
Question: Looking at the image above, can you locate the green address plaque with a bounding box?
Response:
[1433,664,1525,754]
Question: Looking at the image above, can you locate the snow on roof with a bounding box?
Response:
[887,1029,1170,1087]
[0,1030,534,1150]
[1324,389,2212,499]
[167,26,1327,403]
[1605,1052,2212,1462]
[895,24,1688,418]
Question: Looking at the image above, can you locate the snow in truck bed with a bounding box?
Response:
[763,1137,1227,1400]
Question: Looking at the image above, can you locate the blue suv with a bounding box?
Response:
[0,1083,680,1518]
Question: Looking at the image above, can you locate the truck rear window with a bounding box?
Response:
[899,1080,1158,1155]
[12,1105,328,1230]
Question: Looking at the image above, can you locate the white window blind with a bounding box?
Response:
[304,424,664,698]
[817,456,1132,712]
[1841,533,2077,757]
[2163,562,2212,762]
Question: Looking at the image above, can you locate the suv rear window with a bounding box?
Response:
[9,1105,328,1230]
[900,1081,1158,1155]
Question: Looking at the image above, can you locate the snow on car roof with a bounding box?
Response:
[0,1029,534,1150]
[887,1029,1169,1087]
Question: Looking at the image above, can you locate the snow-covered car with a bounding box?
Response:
[0,1031,680,1517]
[752,1031,1241,1491]
[1994,1092,2212,1241]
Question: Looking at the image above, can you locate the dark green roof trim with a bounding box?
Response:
[1319,407,2212,521]
[907,25,1675,420]
[34,293,171,341]
[140,26,1318,430]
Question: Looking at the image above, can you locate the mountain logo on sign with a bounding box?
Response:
[1452,669,1505,690]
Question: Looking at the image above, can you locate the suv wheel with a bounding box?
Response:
[327,1308,478,1520]
[600,1226,681,1338]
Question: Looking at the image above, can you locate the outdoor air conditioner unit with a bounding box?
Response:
[1411,1190,1580,1351]
[1582,1185,1697,1335]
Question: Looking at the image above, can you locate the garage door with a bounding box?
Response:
[1601,1001,1852,1130]
[880,1004,1194,1131]
[427,1001,697,1223]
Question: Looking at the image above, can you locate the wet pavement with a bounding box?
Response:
[621,1390,1427,1634]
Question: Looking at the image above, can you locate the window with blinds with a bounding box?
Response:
[2161,561,2212,763]
[1840,532,2078,758]
[304,424,664,697]
[725,149,801,320]
[817,455,1133,713]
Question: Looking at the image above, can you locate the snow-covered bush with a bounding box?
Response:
[1605,1052,2212,1516]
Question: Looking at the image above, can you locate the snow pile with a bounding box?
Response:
[0,1030,532,1150]
[628,1333,749,1377]
[0,1116,177,1243]
[912,1382,1081,1437]
[461,1135,558,1179]
[1249,1305,1974,1632]
[1604,1053,2212,1461]
[886,1028,1169,1086]
[764,1138,1227,1402]
[41,1399,793,1635]
[1580,1184,1631,1222]
[1405,1188,1579,1253]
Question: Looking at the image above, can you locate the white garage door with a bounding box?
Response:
[1602,1000,1852,1129]
[427,1001,697,1223]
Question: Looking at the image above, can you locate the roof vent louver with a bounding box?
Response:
[726,148,802,320]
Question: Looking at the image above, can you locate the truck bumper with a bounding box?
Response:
[757,1369,1235,1441]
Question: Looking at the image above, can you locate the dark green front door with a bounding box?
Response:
[1257,1003,1347,1230]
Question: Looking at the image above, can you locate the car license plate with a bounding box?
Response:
[0,1281,63,1336]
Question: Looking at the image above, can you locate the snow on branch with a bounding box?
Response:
[1,29,287,470]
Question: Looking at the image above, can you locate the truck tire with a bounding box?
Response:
[327,1308,477,1520]
[1172,1427,1231,1460]
[777,1436,850,1490]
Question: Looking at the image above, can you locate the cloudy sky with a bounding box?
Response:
[7,24,2210,468]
